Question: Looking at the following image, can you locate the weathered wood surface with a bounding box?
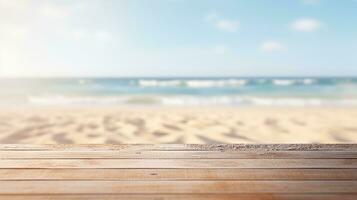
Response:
[1,194,356,200]
[0,144,356,199]
[1,144,357,151]
[2,169,357,180]
[1,158,357,168]
[2,150,357,159]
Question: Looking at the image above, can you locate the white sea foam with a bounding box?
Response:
[302,78,315,85]
[272,79,296,86]
[185,79,247,88]
[138,80,182,87]
[27,95,357,107]
[159,96,357,106]
[160,96,244,106]
[138,79,248,88]
[272,78,316,86]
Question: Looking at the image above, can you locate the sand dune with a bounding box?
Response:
[0,106,357,144]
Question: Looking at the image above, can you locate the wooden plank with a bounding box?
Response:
[1,151,357,159]
[0,181,356,194]
[0,159,356,168]
[1,169,357,180]
[1,144,357,151]
[0,194,356,200]
[0,145,356,199]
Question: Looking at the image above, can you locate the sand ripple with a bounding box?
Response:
[0,106,357,144]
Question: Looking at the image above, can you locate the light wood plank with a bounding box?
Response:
[0,181,356,194]
[1,151,357,159]
[1,169,357,180]
[0,194,356,200]
[0,145,356,199]
[1,144,357,151]
[0,159,356,168]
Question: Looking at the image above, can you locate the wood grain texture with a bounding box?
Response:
[0,144,356,199]
[0,158,356,168]
[1,169,357,180]
[0,194,356,200]
[0,181,357,194]
[1,150,357,159]
[1,144,357,151]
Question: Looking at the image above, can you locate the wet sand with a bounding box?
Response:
[0,106,357,144]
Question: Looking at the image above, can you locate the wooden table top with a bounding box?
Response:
[0,144,357,199]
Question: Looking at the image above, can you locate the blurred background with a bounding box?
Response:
[0,0,357,144]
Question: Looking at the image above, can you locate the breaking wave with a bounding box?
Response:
[136,78,321,88]
[138,79,248,88]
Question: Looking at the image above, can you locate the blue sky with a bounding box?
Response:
[0,0,356,77]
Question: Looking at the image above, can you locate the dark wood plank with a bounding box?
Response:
[1,169,357,180]
[1,150,357,159]
[0,159,356,168]
[0,181,356,194]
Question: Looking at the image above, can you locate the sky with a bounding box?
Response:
[0,0,357,77]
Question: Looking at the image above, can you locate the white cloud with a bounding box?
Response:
[205,13,240,32]
[291,18,323,32]
[261,41,285,52]
[95,31,113,42]
[302,0,320,5]
[215,20,240,32]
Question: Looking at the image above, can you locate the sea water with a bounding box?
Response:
[0,77,357,106]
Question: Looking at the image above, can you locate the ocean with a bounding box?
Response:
[1,77,357,106]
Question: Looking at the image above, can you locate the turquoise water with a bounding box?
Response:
[1,77,357,106]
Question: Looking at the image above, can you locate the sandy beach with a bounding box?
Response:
[0,106,356,144]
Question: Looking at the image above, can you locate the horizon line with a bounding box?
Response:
[1,75,357,79]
